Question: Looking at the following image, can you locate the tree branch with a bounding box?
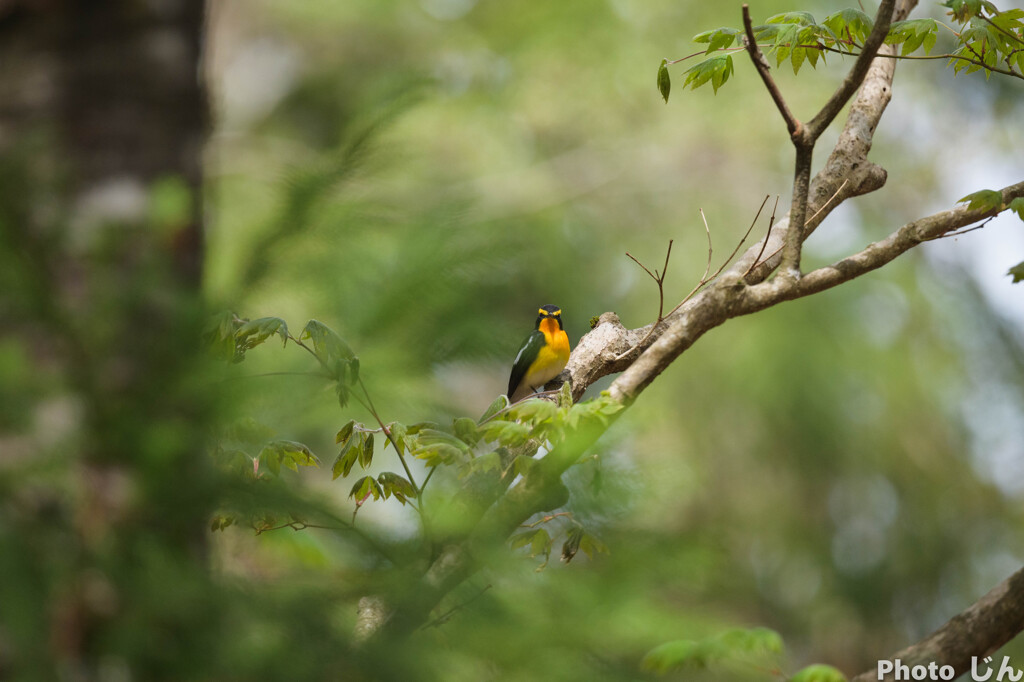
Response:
[805,0,897,139]
[568,0,920,385]
[851,565,1024,681]
[607,179,1023,402]
[742,4,802,139]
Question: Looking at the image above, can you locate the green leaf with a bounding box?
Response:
[203,310,240,361]
[886,19,939,55]
[377,471,417,504]
[703,27,740,53]
[922,29,938,54]
[579,531,609,559]
[258,440,320,474]
[681,53,735,94]
[453,417,481,447]
[332,434,361,480]
[460,450,503,479]
[359,433,374,468]
[773,24,799,65]
[513,454,539,478]
[478,395,509,423]
[767,11,816,26]
[509,528,550,557]
[335,420,356,444]
[641,627,785,674]
[300,319,355,379]
[657,58,671,103]
[957,188,1003,212]
[561,526,584,562]
[789,663,848,682]
[417,428,471,451]
[411,443,465,467]
[383,421,407,453]
[556,380,574,408]
[791,45,807,74]
[508,398,558,424]
[641,640,705,673]
[235,316,289,354]
[823,8,874,43]
[1008,197,1024,221]
[717,627,785,656]
[479,420,533,447]
[348,475,382,502]
[1007,261,1024,283]
[530,528,552,557]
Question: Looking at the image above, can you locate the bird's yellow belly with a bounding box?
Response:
[523,329,570,391]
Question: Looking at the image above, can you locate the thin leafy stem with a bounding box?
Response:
[253,520,400,564]
[419,584,493,630]
[980,15,1024,47]
[520,511,574,529]
[225,370,331,382]
[420,466,437,494]
[354,377,419,493]
[818,44,1023,79]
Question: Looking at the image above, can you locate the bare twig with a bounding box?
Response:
[253,519,400,564]
[616,200,767,362]
[625,238,674,322]
[920,216,993,240]
[615,239,677,361]
[521,511,573,529]
[741,4,802,139]
[662,199,764,318]
[744,195,779,278]
[419,584,493,630]
[698,209,713,282]
[807,179,849,229]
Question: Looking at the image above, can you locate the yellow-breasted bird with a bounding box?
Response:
[507,304,571,403]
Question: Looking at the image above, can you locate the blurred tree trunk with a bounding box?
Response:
[0,1,217,678]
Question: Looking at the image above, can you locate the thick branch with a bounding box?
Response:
[608,178,1024,402]
[851,565,1024,681]
[805,0,897,140]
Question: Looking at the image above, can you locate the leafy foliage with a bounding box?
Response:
[680,53,735,94]
[207,313,626,530]
[660,1,1024,97]
[658,58,671,103]
[958,188,1005,212]
[789,664,849,682]
[641,627,784,674]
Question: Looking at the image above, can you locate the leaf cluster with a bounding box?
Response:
[657,1,1024,101]
[956,191,1024,283]
[642,627,846,681]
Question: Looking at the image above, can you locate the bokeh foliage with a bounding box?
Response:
[2,0,1023,679]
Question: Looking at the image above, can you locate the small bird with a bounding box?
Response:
[507,304,571,403]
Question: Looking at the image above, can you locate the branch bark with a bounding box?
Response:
[851,565,1024,681]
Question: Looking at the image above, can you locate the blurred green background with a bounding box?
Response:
[3,0,1024,679]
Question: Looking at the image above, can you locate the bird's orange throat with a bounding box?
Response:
[539,318,570,355]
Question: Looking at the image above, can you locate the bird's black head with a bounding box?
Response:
[535,304,564,330]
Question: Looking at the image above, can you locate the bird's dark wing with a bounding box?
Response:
[508,330,545,398]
